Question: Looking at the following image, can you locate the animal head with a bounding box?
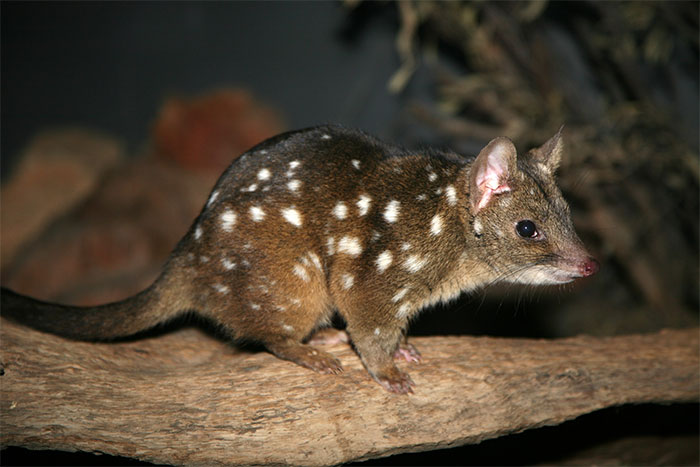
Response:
[463,128,598,285]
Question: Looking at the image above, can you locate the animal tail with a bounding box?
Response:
[0,266,194,340]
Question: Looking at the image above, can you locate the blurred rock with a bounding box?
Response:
[3,158,212,304]
[153,89,285,172]
[3,89,286,305]
[1,129,124,268]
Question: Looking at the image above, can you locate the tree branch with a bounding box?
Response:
[1,319,697,466]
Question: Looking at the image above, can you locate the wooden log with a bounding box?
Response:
[1,319,697,466]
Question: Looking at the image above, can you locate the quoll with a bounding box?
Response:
[2,125,598,393]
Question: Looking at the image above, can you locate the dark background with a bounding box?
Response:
[2,1,409,175]
[2,1,698,465]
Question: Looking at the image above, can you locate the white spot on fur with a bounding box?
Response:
[257,168,271,181]
[287,179,301,192]
[430,214,443,236]
[308,252,323,270]
[356,194,371,216]
[338,236,362,257]
[392,287,409,303]
[396,302,412,318]
[374,328,381,336]
[416,194,427,201]
[282,207,303,227]
[428,172,438,182]
[401,242,411,251]
[375,250,393,273]
[383,200,401,223]
[293,264,310,282]
[326,237,336,256]
[200,256,210,263]
[259,150,268,155]
[371,231,381,242]
[351,159,361,170]
[250,303,261,310]
[241,183,258,193]
[333,202,348,220]
[282,324,295,332]
[220,209,237,232]
[221,258,236,270]
[290,160,301,170]
[321,134,331,140]
[435,188,443,195]
[341,273,354,290]
[212,283,229,295]
[446,185,457,205]
[250,206,266,222]
[194,225,202,240]
[403,255,426,273]
[474,218,483,235]
[206,190,219,208]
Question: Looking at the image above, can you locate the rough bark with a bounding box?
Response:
[1,319,697,466]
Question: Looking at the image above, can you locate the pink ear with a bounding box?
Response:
[470,137,516,213]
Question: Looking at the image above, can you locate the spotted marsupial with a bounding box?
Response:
[2,125,598,393]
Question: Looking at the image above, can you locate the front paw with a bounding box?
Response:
[394,342,422,363]
[374,367,415,394]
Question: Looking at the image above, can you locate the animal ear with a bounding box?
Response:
[528,125,564,174]
[469,136,517,214]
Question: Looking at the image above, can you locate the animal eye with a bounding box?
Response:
[515,220,538,238]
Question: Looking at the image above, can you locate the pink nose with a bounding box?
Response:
[581,257,600,277]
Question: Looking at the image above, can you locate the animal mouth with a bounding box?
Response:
[547,270,582,284]
[507,264,593,285]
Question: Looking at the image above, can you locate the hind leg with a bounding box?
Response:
[264,336,343,374]
[244,297,343,375]
[221,311,344,374]
[242,308,343,375]
[200,289,342,374]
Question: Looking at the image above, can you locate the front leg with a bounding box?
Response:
[343,312,415,394]
[395,338,422,363]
